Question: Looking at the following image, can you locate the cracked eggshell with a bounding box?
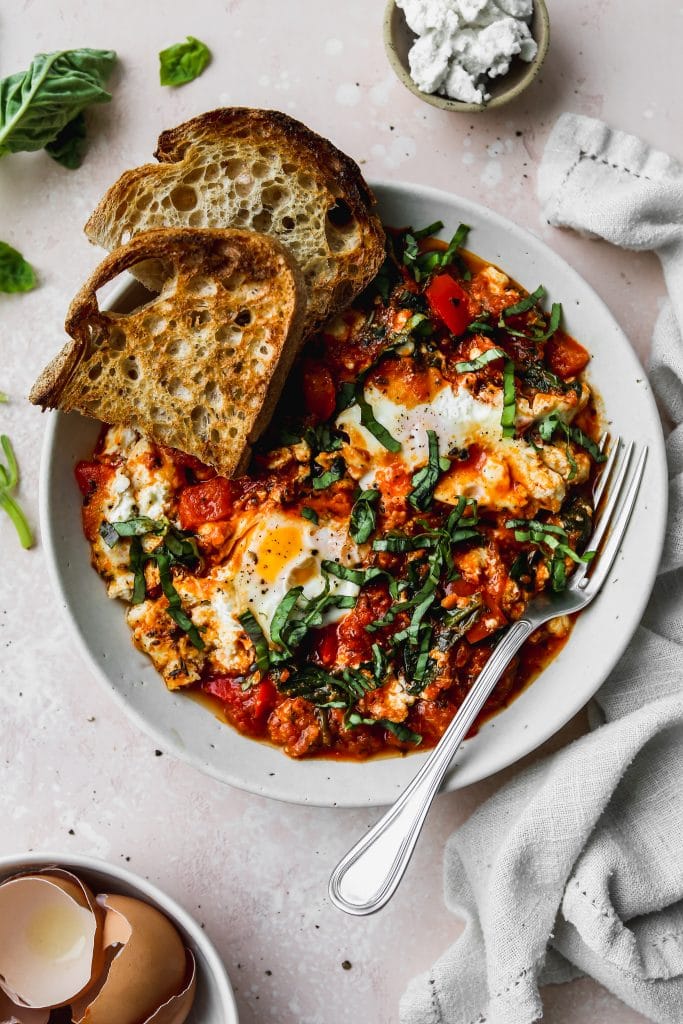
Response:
[71,894,189,1024]
[145,951,196,1024]
[0,869,104,1011]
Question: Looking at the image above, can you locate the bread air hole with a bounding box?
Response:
[88,364,102,381]
[167,377,192,401]
[142,314,167,335]
[235,309,252,326]
[252,209,272,232]
[191,405,209,437]
[170,185,198,211]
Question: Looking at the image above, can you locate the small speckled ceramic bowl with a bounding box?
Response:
[383,0,550,112]
[0,853,239,1024]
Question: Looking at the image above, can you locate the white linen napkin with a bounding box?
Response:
[400,114,683,1024]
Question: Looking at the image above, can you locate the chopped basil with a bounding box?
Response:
[0,434,33,549]
[304,423,344,454]
[501,359,517,438]
[440,223,470,269]
[312,455,346,490]
[500,285,546,319]
[279,664,374,708]
[408,430,449,511]
[100,515,203,647]
[159,36,211,87]
[349,488,379,544]
[335,380,356,414]
[356,386,401,452]
[537,412,607,463]
[382,719,422,745]
[321,560,397,595]
[467,319,494,335]
[270,586,304,653]
[455,347,506,372]
[371,643,387,680]
[412,220,444,240]
[499,285,562,342]
[402,222,470,283]
[238,610,271,675]
[442,594,483,635]
[505,516,595,591]
[301,506,319,525]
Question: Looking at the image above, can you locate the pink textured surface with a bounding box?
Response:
[0,1,678,1021]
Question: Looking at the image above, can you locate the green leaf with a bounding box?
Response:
[356,386,401,452]
[312,455,346,490]
[0,49,116,158]
[440,223,470,269]
[382,719,422,745]
[301,505,319,525]
[501,359,517,438]
[412,220,444,241]
[455,347,506,373]
[349,488,379,544]
[159,36,211,87]
[0,242,36,293]
[45,110,87,168]
[408,430,447,511]
[500,285,546,319]
[238,610,271,674]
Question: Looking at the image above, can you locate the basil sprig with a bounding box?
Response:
[100,516,203,648]
[349,488,380,544]
[408,430,450,511]
[238,610,270,675]
[0,49,116,164]
[159,36,211,87]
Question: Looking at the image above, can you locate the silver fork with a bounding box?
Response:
[328,438,647,916]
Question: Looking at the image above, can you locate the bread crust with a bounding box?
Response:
[30,227,307,477]
[84,107,385,337]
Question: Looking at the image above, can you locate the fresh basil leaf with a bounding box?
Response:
[159,36,211,87]
[537,412,607,462]
[402,233,419,268]
[301,506,319,525]
[349,488,379,544]
[382,719,422,745]
[566,424,607,462]
[335,380,356,414]
[238,610,271,674]
[408,430,446,511]
[356,386,401,453]
[156,547,204,649]
[304,423,344,455]
[455,347,506,372]
[440,222,470,269]
[270,586,304,652]
[0,242,36,293]
[501,359,517,438]
[0,49,116,158]
[312,455,346,490]
[99,516,165,545]
[371,643,387,680]
[467,319,494,335]
[321,560,391,590]
[44,110,86,168]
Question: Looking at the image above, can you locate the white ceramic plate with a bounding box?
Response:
[40,181,668,807]
[0,852,239,1023]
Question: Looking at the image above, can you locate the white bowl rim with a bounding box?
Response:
[38,178,668,807]
[0,851,239,1023]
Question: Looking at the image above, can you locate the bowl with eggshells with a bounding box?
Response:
[384,0,550,112]
[0,853,238,1024]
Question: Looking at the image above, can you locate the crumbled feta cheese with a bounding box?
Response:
[396,0,538,104]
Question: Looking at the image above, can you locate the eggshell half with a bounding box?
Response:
[72,894,188,1024]
[145,951,196,1024]
[0,871,103,1010]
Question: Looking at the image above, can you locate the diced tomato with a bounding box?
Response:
[425,274,471,336]
[204,676,277,736]
[312,624,339,667]
[447,579,480,599]
[178,476,236,529]
[301,360,336,421]
[545,334,590,379]
[74,460,114,497]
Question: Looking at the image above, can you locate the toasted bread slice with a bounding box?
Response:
[84,107,385,337]
[30,227,306,476]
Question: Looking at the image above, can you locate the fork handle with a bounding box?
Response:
[328,618,534,916]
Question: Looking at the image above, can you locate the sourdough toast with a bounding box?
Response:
[30,227,306,476]
[84,108,385,337]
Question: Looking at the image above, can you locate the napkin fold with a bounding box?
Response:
[401,114,683,1024]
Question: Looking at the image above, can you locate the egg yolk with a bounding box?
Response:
[254,524,304,583]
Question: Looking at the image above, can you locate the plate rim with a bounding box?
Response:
[38,179,668,806]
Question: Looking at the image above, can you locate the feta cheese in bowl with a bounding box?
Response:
[384,0,549,111]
